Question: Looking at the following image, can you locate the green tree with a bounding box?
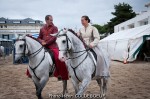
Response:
[92,24,102,33]
[108,2,136,33]
[93,2,136,34]
[92,24,108,34]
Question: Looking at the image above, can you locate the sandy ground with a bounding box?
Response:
[0,56,150,99]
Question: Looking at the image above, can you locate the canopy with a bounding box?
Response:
[99,24,150,62]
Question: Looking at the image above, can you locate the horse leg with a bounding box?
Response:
[71,79,79,94]
[96,78,103,98]
[36,76,49,99]
[76,78,91,96]
[33,81,39,93]
[96,77,108,99]
[102,77,108,99]
[60,80,68,99]
[62,80,68,95]
[32,78,41,99]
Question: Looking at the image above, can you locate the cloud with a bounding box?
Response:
[0,0,149,29]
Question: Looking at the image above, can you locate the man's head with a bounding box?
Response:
[45,15,53,26]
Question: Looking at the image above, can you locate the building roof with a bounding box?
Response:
[0,17,44,25]
[145,2,150,7]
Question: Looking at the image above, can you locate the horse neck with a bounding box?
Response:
[68,32,87,63]
[26,36,44,62]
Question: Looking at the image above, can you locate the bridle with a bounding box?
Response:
[58,31,90,60]
[58,33,72,54]
[15,39,43,58]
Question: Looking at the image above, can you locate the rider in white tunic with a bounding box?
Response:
[78,16,110,77]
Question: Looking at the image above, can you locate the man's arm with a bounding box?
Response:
[37,29,44,43]
[45,26,58,45]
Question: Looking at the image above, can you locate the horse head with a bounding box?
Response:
[54,29,73,61]
[14,34,28,62]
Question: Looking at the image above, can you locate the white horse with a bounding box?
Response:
[0,46,5,60]
[55,29,110,99]
[14,34,68,99]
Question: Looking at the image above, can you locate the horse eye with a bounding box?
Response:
[19,45,23,48]
[62,40,66,43]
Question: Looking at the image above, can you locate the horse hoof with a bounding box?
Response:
[101,94,106,99]
[66,90,69,93]
[60,97,65,99]
[38,97,43,99]
[37,94,43,99]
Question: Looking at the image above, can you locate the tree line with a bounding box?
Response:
[93,2,136,34]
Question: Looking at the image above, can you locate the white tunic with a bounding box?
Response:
[79,25,100,47]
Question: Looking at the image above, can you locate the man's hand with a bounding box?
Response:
[42,41,46,46]
[89,44,94,48]
[77,32,80,36]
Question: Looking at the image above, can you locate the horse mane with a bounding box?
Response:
[26,34,41,43]
[26,34,43,46]
[68,29,87,47]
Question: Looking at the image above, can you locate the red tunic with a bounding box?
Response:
[38,24,58,49]
[27,24,69,80]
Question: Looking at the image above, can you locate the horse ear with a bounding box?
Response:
[63,28,68,34]
[22,34,26,39]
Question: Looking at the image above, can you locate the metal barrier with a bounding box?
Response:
[0,40,13,56]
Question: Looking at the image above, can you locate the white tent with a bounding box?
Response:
[99,24,150,62]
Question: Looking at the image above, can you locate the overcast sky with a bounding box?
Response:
[0,0,149,30]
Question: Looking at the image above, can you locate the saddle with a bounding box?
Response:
[89,48,97,78]
[90,48,97,61]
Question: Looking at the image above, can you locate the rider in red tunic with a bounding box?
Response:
[26,15,69,80]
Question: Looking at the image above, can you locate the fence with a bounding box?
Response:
[0,40,13,56]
